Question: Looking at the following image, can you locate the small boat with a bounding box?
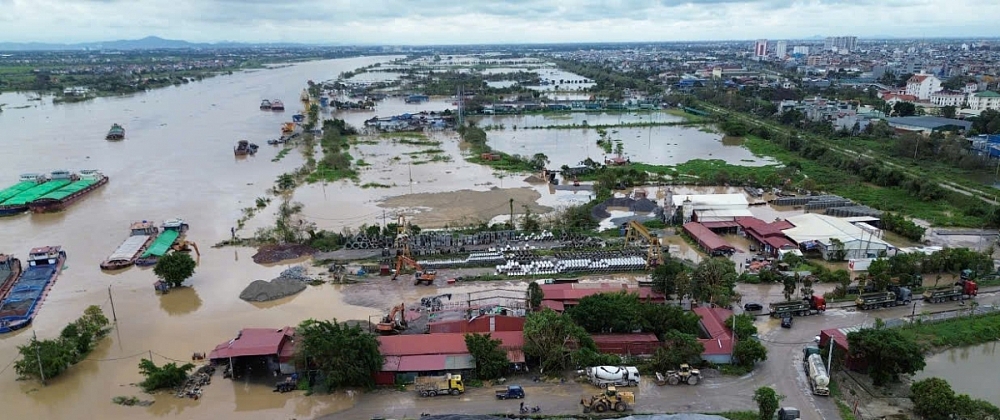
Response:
[271,100,285,111]
[0,246,66,334]
[260,99,272,110]
[27,170,109,214]
[234,140,259,156]
[100,221,160,270]
[106,124,125,141]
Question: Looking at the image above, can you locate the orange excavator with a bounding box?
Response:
[376,302,408,334]
[393,255,437,286]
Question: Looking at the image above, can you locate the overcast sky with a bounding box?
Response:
[1,0,997,45]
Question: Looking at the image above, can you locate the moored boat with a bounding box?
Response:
[0,254,23,305]
[271,100,285,111]
[260,99,272,110]
[0,246,66,334]
[234,140,259,156]
[0,171,76,216]
[136,219,190,266]
[100,221,160,270]
[106,123,125,141]
[27,170,109,214]
[0,173,48,205]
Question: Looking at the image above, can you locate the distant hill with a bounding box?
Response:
[0,36,331,51]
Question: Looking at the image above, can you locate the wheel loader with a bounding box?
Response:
[581,386,634,413]
[655,364,701,386]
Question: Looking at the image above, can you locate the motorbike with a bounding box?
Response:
[519,405,541,414]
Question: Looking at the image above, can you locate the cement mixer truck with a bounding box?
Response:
[582,366,641,388]
[803,351,830,396]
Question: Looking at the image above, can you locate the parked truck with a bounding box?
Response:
[855,287,911,310]
[583,366,641,388]
[923,279,978,303]
[769,295,826,318]
[414,374,465,397]
[802,349,830,396]
[777,407,801,420]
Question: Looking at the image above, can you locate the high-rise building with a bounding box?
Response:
[755,39,768,57]
[792,46,810,55]
[775,41,788,58]
[824,36,858,52]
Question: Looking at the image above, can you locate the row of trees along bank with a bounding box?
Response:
[15,306,110,382]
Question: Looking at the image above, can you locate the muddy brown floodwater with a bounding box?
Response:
[0,56,432,420]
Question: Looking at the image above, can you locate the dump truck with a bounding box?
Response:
[769,295,826,318]
[414,374,464,397]
[583,366,641,388]
[855,288,910,310]
[803,351,830,396]
[923,279,978,303]
[581,386,635,413]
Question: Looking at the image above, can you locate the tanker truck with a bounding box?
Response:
[802,351,830,396]
[582,366,641,388]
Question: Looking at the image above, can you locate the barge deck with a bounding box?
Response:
[0,246,66,334]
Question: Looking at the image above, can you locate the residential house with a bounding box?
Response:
[208,327,297,377]
[968,91,1000,112]
[538,282,665,312]
[904,73,942,100]
[882,93,918,107]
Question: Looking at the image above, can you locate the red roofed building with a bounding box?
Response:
[683,222,736,256]
[819,326,867,371]
[692,307,734,364]
[375,331,525,385]
[736,217,797,257]
[208,326,297,376]
[592,333,661,356]
[538,282,665,312]
[427,315,525,334]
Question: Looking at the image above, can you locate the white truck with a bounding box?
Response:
[583,366,641,388]
[804,353,830,396]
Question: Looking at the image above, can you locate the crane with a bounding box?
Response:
[376,302,408,334]
[393,255,437,285]
[623,220,662,269]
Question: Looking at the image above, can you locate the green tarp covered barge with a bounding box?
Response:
[0,171,75,216]
[27,170,108,214]
[136,219,190,267]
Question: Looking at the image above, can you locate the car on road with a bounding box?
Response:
[495,385,525,400]
[743,302,763,312]
[781,317,793,328]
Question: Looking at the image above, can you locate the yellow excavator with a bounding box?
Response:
[623,220,662,268]
[581,386,635,413]
[171,240,200,261]
[376,302,408,334]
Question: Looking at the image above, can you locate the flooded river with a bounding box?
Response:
[913,341,1000,406]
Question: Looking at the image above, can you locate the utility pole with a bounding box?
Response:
[33,330,46,386]
[108,285,117,322]
[826,333,834,376]
[382,210,387,232]
[509,198,515,229]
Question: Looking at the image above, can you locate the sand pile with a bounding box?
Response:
[522,174,546,183]
[239,277,307,302]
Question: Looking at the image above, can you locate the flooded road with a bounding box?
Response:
[0,56,428,420]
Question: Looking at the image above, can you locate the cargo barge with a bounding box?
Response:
[100,221,160,270]
[260,99,272,110]
[27,170,108,213]
[234,140,259,156]
[106,123,125,141]
[0,246,66,334]
[271,100,285,111]
[0,173,48,204]
[0,171,77,216]
[136,219,190,266]
[0,254,23,304]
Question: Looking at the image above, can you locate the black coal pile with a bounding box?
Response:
[591,197,660,219]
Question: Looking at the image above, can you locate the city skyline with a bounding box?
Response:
[1,0,999,45]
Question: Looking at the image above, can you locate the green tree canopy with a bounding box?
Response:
[153,252,197,288]
[523,309,594,373]
[733,339,768,369]
[526,281,544,311]
[847,320,926,386]
[138,359,195,391]
[652,330,704,370]
[752,386,785,420]
[725,314,758,340]
[641,303,702,339]
[567,291,644,333]
[14,306,110,382]
[464,333,510,380]
[651,258,687,299]
[295,319,383,391]
[911,377,1000,420]
[692,257,739,307]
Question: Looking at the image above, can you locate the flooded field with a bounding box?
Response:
[482,124,776,168]
[913,341,1000,406]
[474,111,684,128]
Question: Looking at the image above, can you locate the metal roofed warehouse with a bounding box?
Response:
[885,116,972,134]
[781,214,892,260]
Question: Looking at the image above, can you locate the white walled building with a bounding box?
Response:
[905,72,942,101]
[671,194,752,223]
[968,91,1000,112]
[775,41,788,58]
[792,46,810,55]
[782,214,892,260]
[929,90,966,107]
[754,40,768,57]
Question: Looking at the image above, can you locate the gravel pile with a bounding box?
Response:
[522,175,546,183]
[251,244,316,264]
[279,266,311,281]
[239,277,307,302]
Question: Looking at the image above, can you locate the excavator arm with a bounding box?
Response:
[624,220,662,268]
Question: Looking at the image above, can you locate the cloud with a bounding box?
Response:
[0,0,997,44]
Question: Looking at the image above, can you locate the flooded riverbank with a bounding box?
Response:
[913,341,1000,406]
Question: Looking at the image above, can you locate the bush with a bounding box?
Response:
[138,359,195,392]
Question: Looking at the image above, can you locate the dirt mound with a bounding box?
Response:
[522,175,546,183]
[252,244,316,264]
[239,277,307,302]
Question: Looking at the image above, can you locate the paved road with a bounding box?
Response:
[317,287,1000,420]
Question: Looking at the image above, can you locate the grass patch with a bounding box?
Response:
[361,182,391,189]
[380,131,426,139]
[404,148,446,156]
[271,147,292,162]
[397,138,442,146]
[898,311,1000,348]
[718,364,753,376]
[836,400,859,420]
[355,159,370,167]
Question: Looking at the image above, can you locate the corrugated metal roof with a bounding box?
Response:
[398,355,447,372]
[382,355,401,371]
[672,194,748,208]
[592,333,661,343]
[784,214,891,248]
[378,331,524,356]
[683,222,736,252]
[208,326,295,360]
